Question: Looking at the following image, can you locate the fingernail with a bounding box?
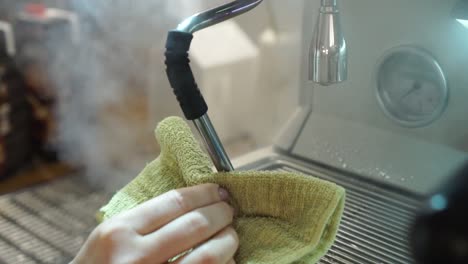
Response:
[218,187,230,201]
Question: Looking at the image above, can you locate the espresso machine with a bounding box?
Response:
[0,0,466,263]
[165,0,468,263]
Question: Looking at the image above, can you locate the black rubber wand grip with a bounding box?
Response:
[165,31,208,120]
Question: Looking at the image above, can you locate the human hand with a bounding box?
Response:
[72,184,238,264]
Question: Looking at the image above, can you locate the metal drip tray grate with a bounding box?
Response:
[263,161,421,264]
[0,176,110,263]
[0,158,422,263]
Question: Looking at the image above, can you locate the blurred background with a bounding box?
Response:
[0,0,303,192]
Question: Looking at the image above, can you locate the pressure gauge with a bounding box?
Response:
[375,46,448,127]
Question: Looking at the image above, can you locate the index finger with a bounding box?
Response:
[115,183,229,235]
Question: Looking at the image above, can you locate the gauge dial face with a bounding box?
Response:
[376,46,448,127]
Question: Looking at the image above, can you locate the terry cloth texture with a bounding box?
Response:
[99,116,346,264]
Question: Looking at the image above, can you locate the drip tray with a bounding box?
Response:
[263,160,421,264]
[0,176,110,263]
[0,156,422,263]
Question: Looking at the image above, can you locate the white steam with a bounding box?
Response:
[51,1,182,190]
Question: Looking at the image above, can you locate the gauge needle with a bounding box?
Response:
[401,81,422,100]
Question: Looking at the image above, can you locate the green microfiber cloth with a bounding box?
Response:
[99,116,345,264]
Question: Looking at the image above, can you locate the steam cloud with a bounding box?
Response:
[51,0,182,190]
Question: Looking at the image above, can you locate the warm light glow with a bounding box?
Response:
[259,28,277,45]
[457,19,468,29]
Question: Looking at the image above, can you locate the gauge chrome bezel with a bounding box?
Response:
[375,45,449,128]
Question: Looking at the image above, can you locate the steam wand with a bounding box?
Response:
[165,0,263,172]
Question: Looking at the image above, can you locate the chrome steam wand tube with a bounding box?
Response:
[165,0,263,172]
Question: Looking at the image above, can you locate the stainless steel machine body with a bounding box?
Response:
[175,0,468,263]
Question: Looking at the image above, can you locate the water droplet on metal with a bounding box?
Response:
[350,243,359,250]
